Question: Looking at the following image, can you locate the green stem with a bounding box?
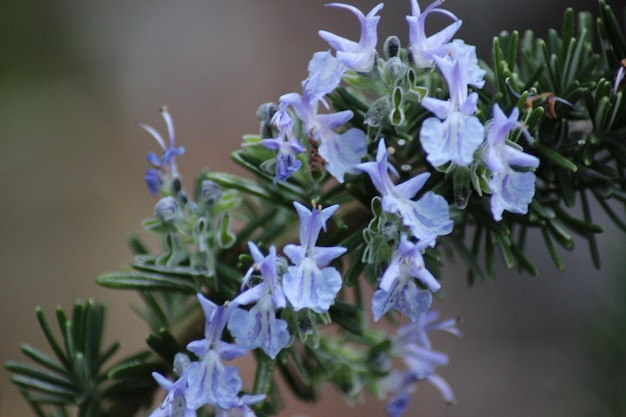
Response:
[253,352,276,397]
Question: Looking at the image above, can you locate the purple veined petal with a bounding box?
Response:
[406,0,462,69]
[293,201,339,252]
[186,338,210,358]
[152,372,175,391]
[316,109,354,129]
[312,246,347,267]
[227,295,290,359]
[317,127,368,182]
[487,104,519,146]
[217,340,248,361]
[230,284,265,308]
[459,92,479,116]
[431,55,467,108]
[502,146,540,169]
[394,172,430,200]
[372,277,433,321]
[283,243,305,265]
[396,192,453,244]
[424,19,463,54]
[335,50,375,73]
[305,50,346,100]
[185,351,242,410]
[197,294,232,348]
[318,3,383,73]
[247,241,265,265]
[379,256,402,292]
[489,169,536,221]
[283,258,343,313]
[357,139,396,196]
[318,29,359,53]
[420,98,452,120]
[420,112,484,167]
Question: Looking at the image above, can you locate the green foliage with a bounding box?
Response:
[455,3,626,284]
[4,300,155,417]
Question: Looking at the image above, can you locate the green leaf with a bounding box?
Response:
[541,228,565,271]
[35,308,68,369]
[96,272,196,293]
[536,144,578,172]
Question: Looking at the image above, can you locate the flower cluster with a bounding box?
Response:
[138,1,543,415]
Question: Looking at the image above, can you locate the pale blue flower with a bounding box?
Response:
[372,235,440,321]
[227,243,290,359]
[283,202,346,313]
[357,140,453,244]
[372,277,433,322]
[420,52,484,167]
[183,294,246,410]
[395,309,461,350]
[149,370,196,417]
[431,39,486,89]
[319,3,383,73]
[419,111,485,167]
[382,235,440,292]
[382,309,461,415]
[484,105,539,221]
[304,50,346,104]
[185,294,247,409]
[137,106,185,195]
[281,93,367,182]
[262,109,304,183]
[406,0,462,68]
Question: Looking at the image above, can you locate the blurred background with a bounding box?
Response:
[1,0,624,416]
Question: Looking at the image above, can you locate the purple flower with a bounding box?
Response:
[420,53,485,167]
[227,243,290,359]
[183,294,246,410]
[283,202,346,313]
[357,140,453,245]
[319,3,383,73]
[262,110,304,183]
[484,105,539,221]
[406,0,462,68]
[137,106,185,195]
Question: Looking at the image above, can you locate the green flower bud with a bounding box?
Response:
[154,196,178,223]
[386,57,407,83]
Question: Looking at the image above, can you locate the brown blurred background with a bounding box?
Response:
[1,1,624,416]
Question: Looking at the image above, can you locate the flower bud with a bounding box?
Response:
[173,353,190,377]
[383,35,401,59]
[200,179,221,207]
[385,57,407,83]
[257,102,277,139]
[154,196,178,223]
